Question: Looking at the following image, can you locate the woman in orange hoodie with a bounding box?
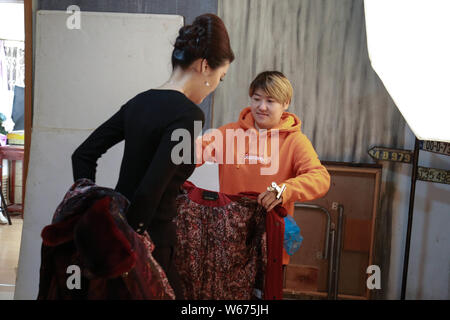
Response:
[197,71,330,264]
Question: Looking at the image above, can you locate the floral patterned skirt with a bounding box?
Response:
[174,183,267,300]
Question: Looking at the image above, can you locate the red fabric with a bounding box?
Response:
[43,197,137,279]
[264,204,286,299]
[237,189,286,300]
[38,179,175,300]
[178,181,286,300]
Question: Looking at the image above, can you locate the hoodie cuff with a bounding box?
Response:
[281,183,293,206]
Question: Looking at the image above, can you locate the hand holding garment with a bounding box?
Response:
[174,181,286,300]
[196,107,330,265]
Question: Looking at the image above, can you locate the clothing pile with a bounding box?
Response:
[37,179,286,300]
[37,179,174,300]
[174,181,286,300]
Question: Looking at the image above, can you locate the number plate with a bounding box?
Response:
[417,167,450,185]
[368,147,413,163]
[420,141,450,156]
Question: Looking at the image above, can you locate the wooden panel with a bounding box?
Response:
[319,171,376,220]
[290,205,329,292]
[339,251,369,297]
[284,265,319,292]
[287,162,381,299]
[343,218,372,252]
[290,207,326,265]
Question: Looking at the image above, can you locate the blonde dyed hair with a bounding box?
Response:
[249,71,293,105]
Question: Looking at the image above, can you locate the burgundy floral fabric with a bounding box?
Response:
[174,183,268,300]
[125,231,175,299]
[38,179,174,300]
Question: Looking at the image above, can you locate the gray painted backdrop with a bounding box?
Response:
[216,0,409,299]
[216,0,405,162]
[38,0,218,129]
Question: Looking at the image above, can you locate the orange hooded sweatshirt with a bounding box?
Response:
[197,107,331,264]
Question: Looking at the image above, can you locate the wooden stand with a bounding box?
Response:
[283,162,382,300]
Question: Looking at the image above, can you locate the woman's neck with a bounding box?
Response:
[157,68,196,97]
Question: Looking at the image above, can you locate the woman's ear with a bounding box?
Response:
[283,101,290,111]
[189,58,206,74]
[201,58,210,75]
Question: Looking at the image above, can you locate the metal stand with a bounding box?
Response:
[331,205,344,299]
[294,203,344,300]
[401,138,420,300]
[327,229,336,299]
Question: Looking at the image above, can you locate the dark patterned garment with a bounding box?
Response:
[37,179,174,300]
[174,182,286,300]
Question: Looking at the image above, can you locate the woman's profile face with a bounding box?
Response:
[250,89,289,129]
[188,60,230,105]
[212,62,230,90]
[201,61,230,99]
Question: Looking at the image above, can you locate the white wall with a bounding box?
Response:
[14,10,184,299]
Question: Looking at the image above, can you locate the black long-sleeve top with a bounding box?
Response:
[71,89,204,246]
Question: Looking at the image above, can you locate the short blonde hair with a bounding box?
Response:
[249,71,293,105]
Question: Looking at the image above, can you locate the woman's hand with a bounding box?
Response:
[257,190,282,212]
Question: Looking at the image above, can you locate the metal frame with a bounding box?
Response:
[0,170,12,225]
[331,205,344,299]
[294,203,345,299]
[401,138,420,299]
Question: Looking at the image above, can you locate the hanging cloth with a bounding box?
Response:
[175,181,286,300]
[37,179,175,300]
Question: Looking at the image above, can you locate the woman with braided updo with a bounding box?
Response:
[71,13,234,298]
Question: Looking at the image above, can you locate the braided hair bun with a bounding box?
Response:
[172,14,234,70]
